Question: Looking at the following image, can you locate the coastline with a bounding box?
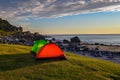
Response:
[64,44,120,64]
[85,44,120,52]
[49,36,120,64]
[51,34,120,46]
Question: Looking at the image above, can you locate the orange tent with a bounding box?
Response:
[36,43,66,60]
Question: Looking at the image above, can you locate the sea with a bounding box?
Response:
[50,34,120,46]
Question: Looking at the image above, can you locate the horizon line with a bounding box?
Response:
[45,33,120,36]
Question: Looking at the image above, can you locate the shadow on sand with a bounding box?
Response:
[0,53,63,72]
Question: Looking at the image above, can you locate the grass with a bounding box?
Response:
[0,30,16,36]
[0,44,120,80]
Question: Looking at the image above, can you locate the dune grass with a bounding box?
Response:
[0,44,120,80]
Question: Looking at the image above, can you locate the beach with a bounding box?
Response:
[66,44,120,64]
[50,35,120,64]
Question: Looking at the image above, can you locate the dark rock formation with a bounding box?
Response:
[63,39,69,44]
[52,38,56,41]
[0,18,47,45]
[70,36,81,44]
[34,32,45,41]
[0,18,25,36]
[0,18,19,32]
[17,26,23,32]
[69,36,81,48]
[0,30,45,46]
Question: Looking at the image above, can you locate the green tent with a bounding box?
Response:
[31,40,49,55]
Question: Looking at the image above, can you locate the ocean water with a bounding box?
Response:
[51,34,120,45]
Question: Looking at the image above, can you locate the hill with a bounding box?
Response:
[0,18,22,36]
[0,44,120,80]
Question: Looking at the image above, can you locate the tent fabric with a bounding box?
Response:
[31,40,49,54]
[36,43,66,60]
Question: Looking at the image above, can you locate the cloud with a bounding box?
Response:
[0,0,120,20]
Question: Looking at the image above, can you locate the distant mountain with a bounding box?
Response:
[0,18,23,36]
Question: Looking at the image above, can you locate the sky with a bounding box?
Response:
[0,0,120,34]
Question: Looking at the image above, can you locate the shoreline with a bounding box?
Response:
[68,50,120,64]
[51,34,120,46]
[51,36,120,64]
[84,43,120,52]
[63,44,120,64]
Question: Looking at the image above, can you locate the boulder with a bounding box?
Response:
[70,36,81,43]
[63,39,69,44]
[34,35,45,41]
[70,36,81,47]
[17,26,23,32]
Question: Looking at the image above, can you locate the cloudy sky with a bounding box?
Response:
[0,0,120,34]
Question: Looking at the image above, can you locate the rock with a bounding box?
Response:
[34,35,45,41]
[17,26,23,32]
[94,43,100,45]
[95,47,99,50]
[52,38,56,41]
[0,31,45,46]
[19,38,27,43]
[0,19,46,45]
[33,32,39,37]
[33,32,45,41]
[63,39,69,44]
[70,36,81,44]
[69,36,81,48]
[82,46,90,51]
[0,18,23,33]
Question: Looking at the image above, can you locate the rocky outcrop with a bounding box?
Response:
[69,36,81,47]
[0,31,45,46]
[0,18,24,36]
[70,36,81,43]
[63,39,69,44]
[0,18,22,32]
[0,18,46,45]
